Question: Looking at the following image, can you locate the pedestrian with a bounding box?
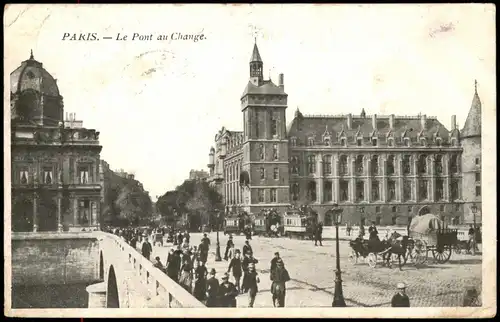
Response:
[314,222,323,246]
[205,268,219,307]
[184,230,191,244]
[270,252,281,273]
[152,256,165,272]
[224,235,234,261]
[177,231,184,246]
[391,282,410,307]
[227,249,243,293]
[218,272,239,307]
[130,234,138,250]
[468,225,476,255]
[141,237,152,261]
[242,262,260,308]
[270,259,290,307]
[179,250,193,293]
[368,222,379,241]
[181,237,190,251]
[193,259,208,302]
[243,239,253,257]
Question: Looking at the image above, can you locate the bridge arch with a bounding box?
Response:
[418,206,431,217]
[106,265,119,308]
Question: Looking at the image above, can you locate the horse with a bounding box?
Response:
[349,237,392,266]
[384,233,410,270]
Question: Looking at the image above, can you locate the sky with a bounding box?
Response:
[4,4,496,200]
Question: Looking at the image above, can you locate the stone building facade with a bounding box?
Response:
[207,44,482,226]
[10,51,103,232]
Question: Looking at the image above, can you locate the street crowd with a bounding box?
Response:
[106,227,291,308]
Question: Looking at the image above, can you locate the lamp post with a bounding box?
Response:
[359,206,365,238]
[470,203,477,256]
[329,204,346,307]
[215,211,222,261]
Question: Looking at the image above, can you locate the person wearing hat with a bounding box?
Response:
[184,230,191,245]
[205,268,219,307]
[368,221,379,242]
[314,222,324,246]
[193,259,208,302]
[224,235,235,261]
[227,249,243,293]
[270,258,290,307]
[178,250,193,293]
[391,283,410,307]
[166,247,182,283]
[218,272,238,307]
[242,262,260,307]
[243,240,253,257]
[141,236,152,261]
[152,256,165,272]
[270,252,282,274]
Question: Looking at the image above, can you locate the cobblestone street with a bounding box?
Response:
[150,232,482,307]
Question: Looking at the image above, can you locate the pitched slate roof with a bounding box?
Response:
[461,82,481,138]
[287,113,450,144]
[241,79,286,98]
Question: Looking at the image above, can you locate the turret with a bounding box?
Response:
[249,39,263,86]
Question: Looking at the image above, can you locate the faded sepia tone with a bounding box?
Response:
[4,3,496,318]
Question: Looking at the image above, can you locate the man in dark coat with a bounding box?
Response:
[391,283,410,307]
[270,252,281,273]
[243,262,260,307]
[270,259,290,307]
[218,272,239,307]
[205,268,219,307]
[224,235,234,261]
[141,237,153,261]
[368,222,379,241]
[314,222,323,246]
[166,246,182,283]
[227,249,243,293]
[243,240,253,257]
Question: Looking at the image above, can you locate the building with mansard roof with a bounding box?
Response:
[10,51,103,232]
[207,43,482,226]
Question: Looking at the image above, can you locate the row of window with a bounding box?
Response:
[290,179,462,203]
[258,143,279,161]
[77,200,98,226]
[259,167,280,180]
[257,188,278,203]
[291,135,455,148]
[290,154,461,176]
[249,112,280,138]
[225,183,243,205]
[352,214,462,226]
[17,166,92,185]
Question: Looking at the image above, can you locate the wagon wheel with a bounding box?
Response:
[412,239,428,266]
[367,252,377,268]
[432,246,452,264]
[348,251,358,265]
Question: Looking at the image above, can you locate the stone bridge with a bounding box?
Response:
[10,231,205,309]
[93,232,205,308]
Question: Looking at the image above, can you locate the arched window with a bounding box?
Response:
[450,154,459,173]
[435,155,443,174]
[387,155,395,175]
[307,181,317,202]
[402,155,411,175]
[418,155,427,174]
[339,155,348,176]
[307,155,316,174]
[323,155,332,175]
[355,155,364,175]
[371,155,379,175]
[340,137,347,147]
[387,137,394,147]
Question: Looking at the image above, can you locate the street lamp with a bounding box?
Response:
[215,211,222,261]
[471,203,478,256]
[359,206,365,238]
[328,204,346,307]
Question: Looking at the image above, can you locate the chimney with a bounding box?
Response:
[346,113,353,129]
[420,114,427,130]
[451,115,456,130]
[389,114,395,129]
[278,73,284,90]
[372,114,377,130]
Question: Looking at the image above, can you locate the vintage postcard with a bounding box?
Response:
[4,3,496,318]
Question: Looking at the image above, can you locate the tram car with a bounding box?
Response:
[253,209,283,237]
[224,212,252,235]
[283,207,318,240]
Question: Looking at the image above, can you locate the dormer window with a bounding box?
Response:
[419,137,426,146]
[387,138,394,147]
[372,137,378,146]
[324,138,331,146]
[404,138,411,147]
[450,138,457,147]
[357,138,363,147]
[308,138,315,146]
[435,137,442,147]
[340,138,347,147]
[291,137,297,147]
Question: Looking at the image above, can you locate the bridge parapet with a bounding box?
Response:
[95,232,205,308]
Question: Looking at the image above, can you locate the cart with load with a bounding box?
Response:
[408,213,458,265]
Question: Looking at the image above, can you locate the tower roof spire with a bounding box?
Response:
[474,79,478,94]
[30,49,34,60]
[250,42,262,63]
[461,79,482,138]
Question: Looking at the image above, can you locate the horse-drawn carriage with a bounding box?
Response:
[348,238,395,268]
[283,206,318,240]
[408,213,458,265]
